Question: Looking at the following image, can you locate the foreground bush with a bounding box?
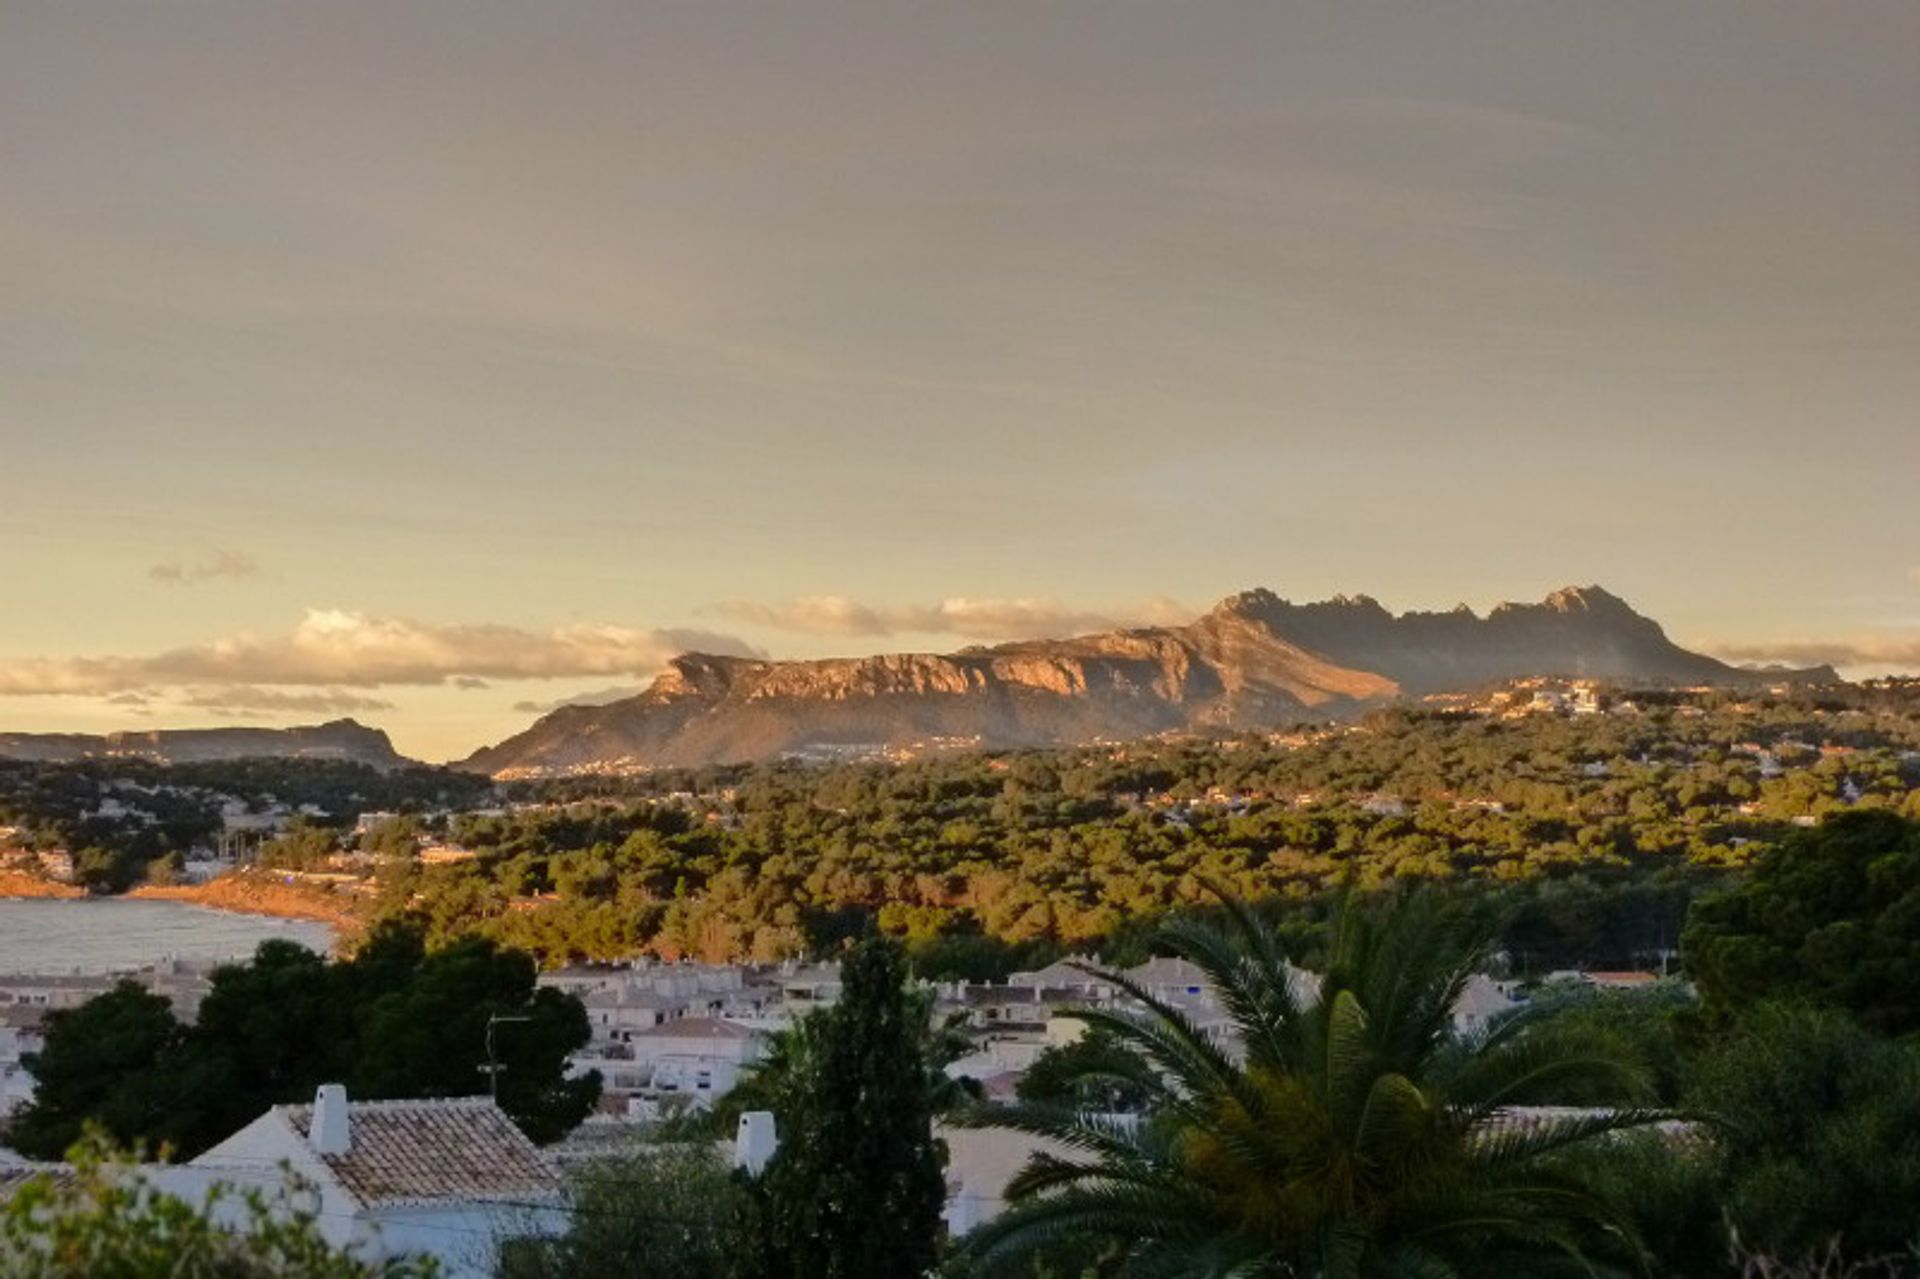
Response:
[498,1143,750,1279]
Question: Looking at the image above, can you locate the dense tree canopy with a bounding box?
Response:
[1686,1003,1920,1262]
[339,686,1920,968]
[1683,810,1920,1034]
[9,924,596,1160]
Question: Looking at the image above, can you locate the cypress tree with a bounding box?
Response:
[758,937,947,1278]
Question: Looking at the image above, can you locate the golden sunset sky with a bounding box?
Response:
[2,1,1916,760]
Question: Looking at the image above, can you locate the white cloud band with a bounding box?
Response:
[706,594,1192,640]
[0,609,760,697]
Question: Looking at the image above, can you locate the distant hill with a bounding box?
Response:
[464,585,1836,776]
[0,719,416,770]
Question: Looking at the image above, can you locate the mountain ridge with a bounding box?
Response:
[0,718,417,770]
[464,585,1836,776]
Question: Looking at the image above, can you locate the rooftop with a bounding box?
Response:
[279,1096,561,1208]
[630,1016,759,1042]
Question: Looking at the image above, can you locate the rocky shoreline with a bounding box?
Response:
[0,868,86,899]
[129,873,366,934]
[1,869,364,935]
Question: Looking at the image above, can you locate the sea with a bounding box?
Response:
[0,899,333,974]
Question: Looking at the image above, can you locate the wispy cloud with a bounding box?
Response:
[0,610,761,696]
[176,687,396,715]
[149,549,260,586]
[706,595,1192,641]
[511,685,650,716]
[1710,633,1920,672]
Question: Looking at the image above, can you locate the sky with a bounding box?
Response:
[1,1,1916,762]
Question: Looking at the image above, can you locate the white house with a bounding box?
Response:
[1005,958,1117,1002]
[191,1085,567,1279]
[624,1016,764,1068]
[625,1017,764,1103]
[578,986,694,1042]
[1450,973,1521,1037]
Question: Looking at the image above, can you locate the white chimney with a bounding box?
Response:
[311,1084,350,1156]
[734,1110,776,1175]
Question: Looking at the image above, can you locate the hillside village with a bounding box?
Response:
[0,937,1674,1276]
[2,679,1916,1273]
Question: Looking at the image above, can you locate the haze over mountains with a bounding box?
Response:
[463,586,1835,776]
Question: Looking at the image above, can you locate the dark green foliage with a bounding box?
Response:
[1684,811,1920,1034]
[1554,1135,1727,1279]
[963,890,1668,1277]
[1687,1003,1920,1261]
[756,937,949,1279]
[908,929,1062,984]
[6,984,185,1159]
[1014,1028,1152,1113]
[351,935,598,1144]
[1521,981,1696,1104]
[499,1144,752,1279]
[8,923,597,1159]
[257,820,343,871]
[190,939,360,1122]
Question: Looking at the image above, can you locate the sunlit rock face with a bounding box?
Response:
[464,586,1833,775]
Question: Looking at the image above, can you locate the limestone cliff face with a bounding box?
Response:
[0,719,414,769]
[461,585,1832,776]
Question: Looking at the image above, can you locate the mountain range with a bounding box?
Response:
[0,588,1835,778]
[462,586,1834,776]
[0,719,412,771]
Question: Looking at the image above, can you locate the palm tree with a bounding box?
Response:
[961,891,1671,1278]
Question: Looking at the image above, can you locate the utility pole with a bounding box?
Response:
[481,1012,533,1104]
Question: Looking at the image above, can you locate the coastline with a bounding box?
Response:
[1,869,364,936]
[128,873,367,935]
[0,868,86,899]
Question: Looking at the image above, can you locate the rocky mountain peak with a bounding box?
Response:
[1540,584,1631,614]
[462,583,1834,775]
[1211,587,1288,618]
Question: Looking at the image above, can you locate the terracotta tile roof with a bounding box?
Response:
[0,1163,78,1200]
[281,1097,562,1209]
[629,1016,758,1041]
